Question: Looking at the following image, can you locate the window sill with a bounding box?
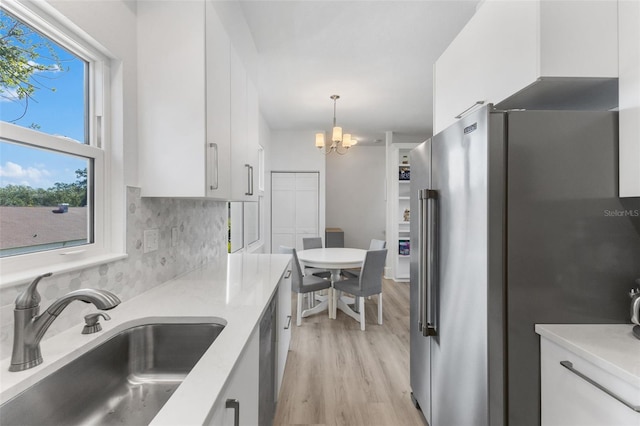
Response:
[0,252,128,288]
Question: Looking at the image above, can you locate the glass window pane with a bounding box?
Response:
[0,9,87,143]
[0,140,92,257]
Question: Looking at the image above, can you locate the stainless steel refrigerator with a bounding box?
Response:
[409,106,640,426]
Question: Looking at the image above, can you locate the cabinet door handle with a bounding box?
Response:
[249,165,254,195]
[560,360,640,413]
[225,398,240,426]
[208,143,218,190]
[284,315,292,330]
[284,270,291,279]
[245,164,253,196]
[455,100,485,119]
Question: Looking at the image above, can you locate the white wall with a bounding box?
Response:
[326,145,386,249]
[270,130,326,251]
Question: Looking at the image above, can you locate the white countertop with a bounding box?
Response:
[535,324,640,388]
[0,253,291,425]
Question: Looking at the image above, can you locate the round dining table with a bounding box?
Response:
[297,247,366,319]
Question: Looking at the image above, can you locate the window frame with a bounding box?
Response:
[0,1,125,287]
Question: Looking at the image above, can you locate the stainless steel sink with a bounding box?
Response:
[0,321,225,425]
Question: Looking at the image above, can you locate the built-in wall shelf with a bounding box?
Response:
[386,137,420,282]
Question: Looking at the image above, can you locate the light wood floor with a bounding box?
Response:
[273,278,428,426]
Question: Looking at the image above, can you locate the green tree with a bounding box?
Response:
[0,9,65,122]
[0,167,87,207]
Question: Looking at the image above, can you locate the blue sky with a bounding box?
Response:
[1,9,86,190]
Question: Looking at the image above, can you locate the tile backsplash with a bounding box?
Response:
[0,187,227,360]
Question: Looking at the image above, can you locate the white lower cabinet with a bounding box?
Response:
[207,266,291,426]
[540,337,640,426]
[208,328,259,426]
[276,265,292,397]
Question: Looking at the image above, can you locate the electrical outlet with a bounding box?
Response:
[143,229,159,253]
[171,227,178,247]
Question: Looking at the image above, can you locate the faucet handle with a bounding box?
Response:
[82,312,110,334]
[15,272,53,310]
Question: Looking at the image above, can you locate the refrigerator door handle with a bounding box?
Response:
[420,188,438,337]
[418,189,427,334]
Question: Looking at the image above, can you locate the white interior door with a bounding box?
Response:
[271,172,319,252]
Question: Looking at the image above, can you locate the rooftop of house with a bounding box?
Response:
[0,207,88,250]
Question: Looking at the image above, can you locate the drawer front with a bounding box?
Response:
[540,338,640,426]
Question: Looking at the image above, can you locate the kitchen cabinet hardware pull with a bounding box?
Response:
[455,101,485,119]
[225,398,240,426]
[284,315,292,330]
[560,360,640,413]
[249,165,254,195]
[284,270,292,279]
[245,164,252,196]
[208,143,218,190]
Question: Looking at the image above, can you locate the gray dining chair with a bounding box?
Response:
[279,246,331,326]
[342,239,387,279]
[301,237,331,279]
[333,249,387,330]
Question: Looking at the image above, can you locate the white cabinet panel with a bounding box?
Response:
[276,266,292,398]
[138,1,207,197]
[208,327,259,426]
[434,0,538,134]
[540,337,640,426]
[619,0,640,197]
[538,1,618,78]
[434,0,618,134]
[230,49,249,201]
[138,1,257,200]
[205,2,231,199]
[246,79,260,199]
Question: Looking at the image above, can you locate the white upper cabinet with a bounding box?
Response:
[230,50,258,201]
[138,1,257,200]
[246,79,260,198]
[205,1,232,199]
[618,0,640,197]
[433,0,618,134]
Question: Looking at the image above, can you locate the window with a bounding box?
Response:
[0,2,121,284]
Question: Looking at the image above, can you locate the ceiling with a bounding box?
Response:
[238,0,479,145]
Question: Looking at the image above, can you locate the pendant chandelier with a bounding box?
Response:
[315,95,357,155]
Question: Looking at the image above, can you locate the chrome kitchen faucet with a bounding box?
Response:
[9,272,121,372]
